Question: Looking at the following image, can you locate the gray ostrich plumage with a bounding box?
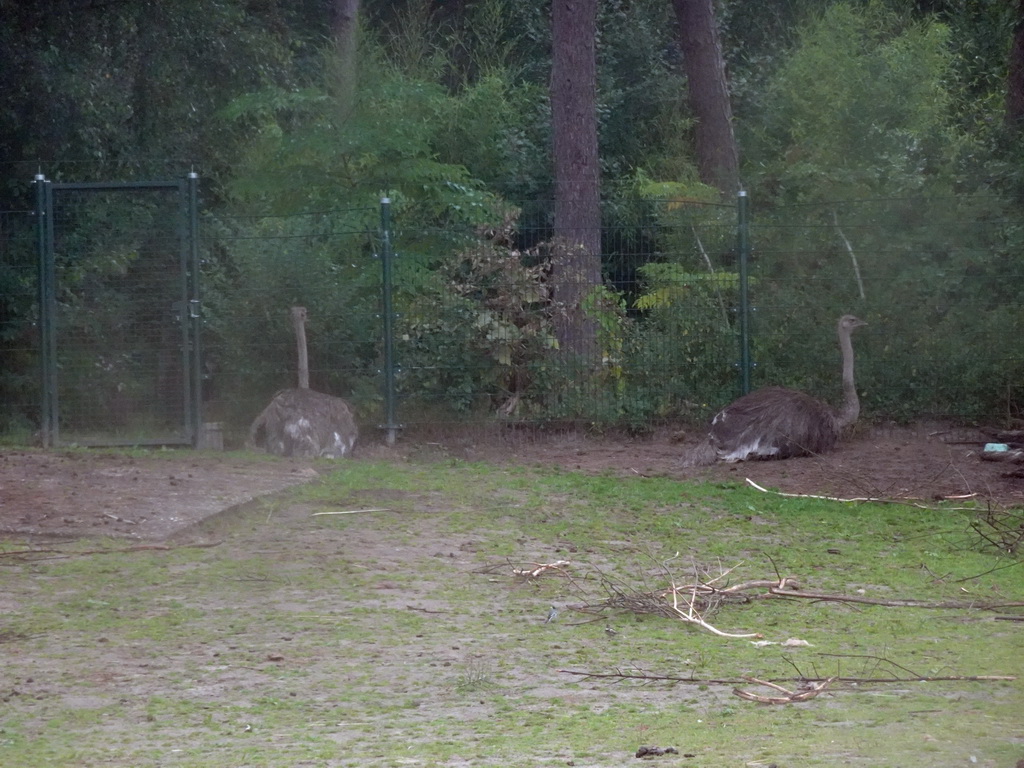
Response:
[249,307,358,459]
[686,314,867,465]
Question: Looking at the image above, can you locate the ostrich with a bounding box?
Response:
[249,306,358,458]
[684,314,867,465]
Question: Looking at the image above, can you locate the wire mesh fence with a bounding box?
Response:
[749,194,1023,424]
[37,180,202,447]
[199,203,384,444]
[1,184,1021,448]
[0,207,38,437]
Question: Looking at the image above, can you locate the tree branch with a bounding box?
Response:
[769,585,1024,611]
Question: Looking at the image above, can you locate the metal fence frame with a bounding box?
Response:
[1,182,1019,447]
[33,173,203,448]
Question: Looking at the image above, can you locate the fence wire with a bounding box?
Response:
[1,190,1021,447]
[0,208,37,437]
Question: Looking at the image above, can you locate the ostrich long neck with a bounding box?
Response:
[835,323,859,429]
[291,306,309,390]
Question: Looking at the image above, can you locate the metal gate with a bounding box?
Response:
[35,174,202,447]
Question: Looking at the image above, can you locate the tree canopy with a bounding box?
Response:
[1,0,1022,430]
[3,0,1019,201]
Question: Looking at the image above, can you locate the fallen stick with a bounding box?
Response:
[745,478,979,509]
[103,512,137,524]
[769,585,1024,611]
[560,668,1016,686]
[745,478,885,503]
[733,675,835,704]
[512,560,572,578]
[311,508,391,516]
[666,580,762,639]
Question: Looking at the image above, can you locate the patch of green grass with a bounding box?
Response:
[2,458,1022,767]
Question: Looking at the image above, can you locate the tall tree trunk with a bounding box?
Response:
[331,0,360,119]
[1008,0,1024,129]
[550,0,602,362]
[672,0,740,194]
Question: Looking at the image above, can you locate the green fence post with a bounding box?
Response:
[35,173,57,447]
[379,197,399,446]
[186,171,203,445]
[737,189,751,396]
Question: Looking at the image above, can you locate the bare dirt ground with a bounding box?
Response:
[1,422,1021,540]
[2,425,1022,767]
[0,451,319,539]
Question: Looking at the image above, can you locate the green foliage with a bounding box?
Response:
[634,177,723,206]
[0,211,40,433]
[596,0,692,182]
[626,261,739,421]
[221,1,541,221]
[633,264,738,313]
[397,216,558,415]
[433,72,548,193]
[208,18,543,423]
[0,0,297,189]
[200,210,380,424]
[548,284,639,427]
[223,70,497,225]
[748,193,1024,423]
[602,186,741,422]
[0,0,304,433]
[746,2,964,202]
[4,0,1024,435]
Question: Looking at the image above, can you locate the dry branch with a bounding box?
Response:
[560,668,1015,687]
[560,667,743,686]
[472,558,575,580]
[511,559,573,579]
[969,507,1024,555]
[733,675,836,704]
[768,585,1024,611]
[814,652,1017,682]
[571,562,789,639]
[832,210,866,300]
[665,579,762,638]
[310,508,391,516]
[486,553,1021,644]
[744,477,978,509]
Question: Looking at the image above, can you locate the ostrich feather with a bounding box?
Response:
[249,307,358,459]
[250,388,358,458]
[685,315,866,465]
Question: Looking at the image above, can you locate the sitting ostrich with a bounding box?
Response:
[249,306,358,458]
[684,314,867,465]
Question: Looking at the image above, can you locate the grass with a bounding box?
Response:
[1,458,1022,767]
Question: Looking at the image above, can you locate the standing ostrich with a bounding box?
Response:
[249,307,358,458]
[685,314,867,465]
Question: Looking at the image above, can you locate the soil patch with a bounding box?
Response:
[0,451,318,539]
[0,423,1020,541]
[1,426,1021,767]
[484,423,1024,504]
